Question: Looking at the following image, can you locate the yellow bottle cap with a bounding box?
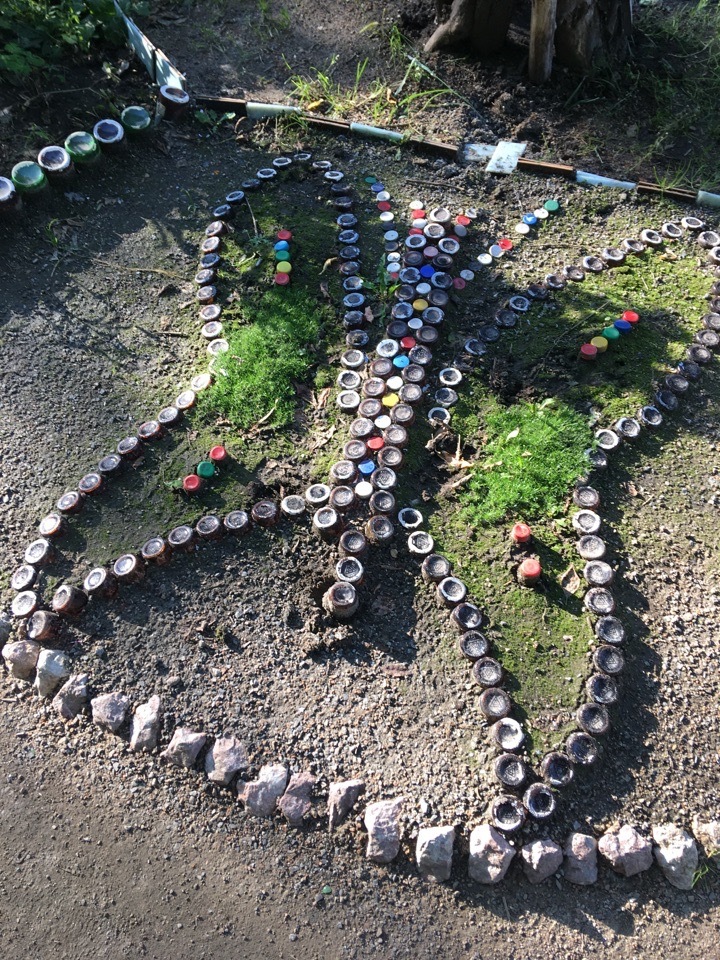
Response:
[412,299,429,312]
[591,336,608,353]
[382,393,400,407]
[276,261,292,274]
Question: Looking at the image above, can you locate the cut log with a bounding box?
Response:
[529,0,558,83]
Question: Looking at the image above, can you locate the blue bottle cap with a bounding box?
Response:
[614,319,632,334]
[274,240,290,251]
[419,264,435,278]
[358,459,376,475]
[522,214,538,226]
[393,355,410,369]
[371,182,384,193]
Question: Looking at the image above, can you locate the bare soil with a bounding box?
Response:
[1,3,719,958]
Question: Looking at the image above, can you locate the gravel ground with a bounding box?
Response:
[1,120,719,958]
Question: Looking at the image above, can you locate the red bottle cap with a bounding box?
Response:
[209,444,227,462]
[580,343,598,360]
[277,229,292,241]
[519,557,542,581]
[622,310,640,324]
[456,215,471,226]
[511,522,532,544]
[453,277,466,290]
[409,227,423,235]
[411,209,426,220]
[377,201,391,212]
[183,474,203,494]
[274,272,290,285]
[400,336,416,350]
[498,238,513,251]
[367,436,384,451]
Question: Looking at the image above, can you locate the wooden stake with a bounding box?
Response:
[529,0,558,84]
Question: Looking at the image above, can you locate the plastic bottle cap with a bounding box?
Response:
[364,176,377,184]
[275,250,291,262]
[622,310,640,323]
[580,343,598,360]
[355,480,373,498]
[393,355,410,369]
[209,445,227,462]
[498,238,513,251]
[277,229,292,241]
[183,474,203,493]
[377,201,391,211]
[400,336,416,349]
[274,240,289,251]
[456,215,471,226]
[371,182,384,193]
[522,214,538,226]
[358,459,375,475]
[413,299,429,311]
[544,199,560,212]
[196,460,215,479]
[367,437,384,451]
[614,319,632,334]
[512,523,532,543]
[276,261,292,273]
[453,277,466,290]
[382,393,399,407]
[602,326,621,341]
[520,558,542,579]
[591,336,609,353]
[274,272,290,285]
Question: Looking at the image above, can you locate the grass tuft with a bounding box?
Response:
[462,397,591,526]
[199,287,328,430]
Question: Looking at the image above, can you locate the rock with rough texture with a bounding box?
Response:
[328,778,365,830]
[416,825,455,882]
[52,673,88,720]
[129,695,162,752]
[91,691,131,733]
[692,817,720,855]
[0,612,11,644]
[278,771,316,826]
[160,727,207,768]
[521,838,564,884]
[653,824,698,890]
[599,825,653,877]
[364,797,405,864]
[237,764,288,817]
[564,833,598,885]
[34,648,71,698]
[204,736,249,786]
[469,824,515,884]
[2,639,41,680]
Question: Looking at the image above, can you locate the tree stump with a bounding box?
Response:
[554,0,632,71]
[425,0,517,55]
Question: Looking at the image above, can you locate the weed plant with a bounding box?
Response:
[0,0,145,82]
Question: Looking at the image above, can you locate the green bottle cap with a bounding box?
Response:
[544,199,560,213]
[602,326,621,341]
[121,105,152,133]
[196,460,215,479]
[11,161,47,194]
[64,131,99,164]
[275,250,291,262]
[364,176,377,184]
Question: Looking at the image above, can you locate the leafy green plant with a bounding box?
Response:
[461,397,591,526]
[0,0,146,83]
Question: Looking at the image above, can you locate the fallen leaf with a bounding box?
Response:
[560,566,581,596]
[506,427,520,440]
[364,306,374,324]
